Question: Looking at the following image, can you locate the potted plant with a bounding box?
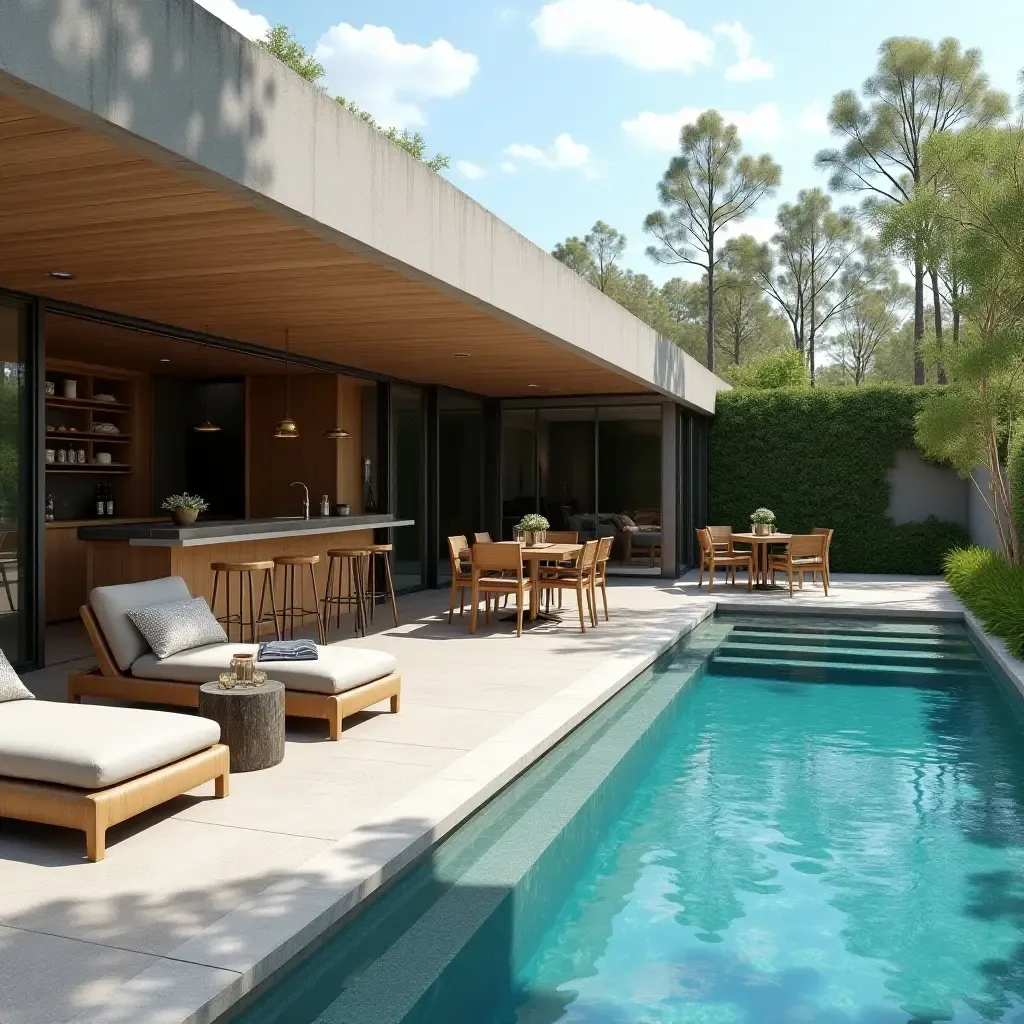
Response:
[518,513,550,547]
[161,492,209,527]
[750,507,776,536]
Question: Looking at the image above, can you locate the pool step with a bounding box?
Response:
[729,622,962,641]
[716,640,981,671]
[725,629,972,655]
[710,652,988,686]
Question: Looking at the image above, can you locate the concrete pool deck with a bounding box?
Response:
[0,574,979,1023]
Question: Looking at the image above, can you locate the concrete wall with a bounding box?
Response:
[0,0,727,414]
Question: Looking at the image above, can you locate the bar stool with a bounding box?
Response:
[273,554,326,644]
[323,548,370,637]
[365,543,400,627]
[210,560,280,643]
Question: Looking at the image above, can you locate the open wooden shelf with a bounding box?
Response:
[46,432,131,443]
[45,464,132,473]
[45,396,131,412]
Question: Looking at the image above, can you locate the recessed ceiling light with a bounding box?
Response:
[159,358,171,363]
[527,383,539,388]
[454,352,471,358]
[47,270,76,281]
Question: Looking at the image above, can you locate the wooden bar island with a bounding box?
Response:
[78,515,414,627]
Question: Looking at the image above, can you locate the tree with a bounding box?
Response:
[258,26,449,172]
[816,37,1009,384]
[551,221,627,293]
[829,271,912,384]
[907,126,1024,562]
[729,191,868,382]
[659,278,707,360]
[608,271,674,336]
[644,110,781,372]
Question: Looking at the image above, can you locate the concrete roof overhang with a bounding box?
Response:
[0,0,726,409]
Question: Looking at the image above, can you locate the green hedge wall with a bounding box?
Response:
[708,385,970,574]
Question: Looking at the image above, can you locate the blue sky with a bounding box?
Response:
[198,0,1024,282]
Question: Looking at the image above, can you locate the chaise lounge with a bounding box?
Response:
[0,691,228,862]
[69,577,401,740]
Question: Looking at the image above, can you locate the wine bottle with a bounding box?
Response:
[95,484,105,517]
[105,485,114,517]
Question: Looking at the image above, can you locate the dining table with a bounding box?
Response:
[461,541,584,623]
[730,531,792,590]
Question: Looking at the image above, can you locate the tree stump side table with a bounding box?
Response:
[198,680,285,772]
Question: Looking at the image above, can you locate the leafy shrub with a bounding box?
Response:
[709,385,969,573]
[945,546,1024,657]
[721,350,808,390]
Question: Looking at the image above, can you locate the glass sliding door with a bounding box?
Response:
[438,390,483,582]
[538,408,596,538]
[391,384,426,591]
[501,409,537,539]
[597,406,662,572]
[0,299,31,666]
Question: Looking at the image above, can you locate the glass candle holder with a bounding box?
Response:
[252,669,267,687]
[218,672,233,689]
[230,653,254,686]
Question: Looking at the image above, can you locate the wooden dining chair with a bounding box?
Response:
[707,525,734,553]
[544,531,579,544]
[767,534,829,597]
[473,531,492,544]
[811,528,834,589]
[592,534,614,622]
[470,542,531,637]
[696,528,754,592]
[538,539,600,632]
[447,534,472,623]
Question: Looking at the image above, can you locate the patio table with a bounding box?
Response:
[730,532,792,590]
[461,542,584,623]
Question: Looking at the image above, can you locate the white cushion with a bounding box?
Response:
[0,648,33,703]
[0,701,220,789]
[131,642,398,696]
[91,576,192,671]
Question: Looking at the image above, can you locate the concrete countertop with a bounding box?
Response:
[78,514,413,548]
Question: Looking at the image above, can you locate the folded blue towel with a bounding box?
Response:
[258,639,319,662]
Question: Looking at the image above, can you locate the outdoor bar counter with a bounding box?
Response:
[78,515,414,619]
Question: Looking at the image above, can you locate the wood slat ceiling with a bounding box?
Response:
[0,93,647,398]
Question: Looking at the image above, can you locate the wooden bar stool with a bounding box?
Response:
[273,555,326,644]
[323,549,370,637]
[210,560,280,643]
[365,543,400,627]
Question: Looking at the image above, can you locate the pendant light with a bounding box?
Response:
[193,385,221,433]
[324,425,351,440]
[274,329,299,439]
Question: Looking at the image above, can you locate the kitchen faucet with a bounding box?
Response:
[290,481,310,520]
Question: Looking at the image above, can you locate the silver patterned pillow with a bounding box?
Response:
[127,597,227,660]
[0,647,33,702]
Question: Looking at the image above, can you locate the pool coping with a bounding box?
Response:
[75,592,1024,1024]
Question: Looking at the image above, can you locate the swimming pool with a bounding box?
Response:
[227,616,1024,1024]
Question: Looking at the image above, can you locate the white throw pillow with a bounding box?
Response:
[0,648,33,702]
[127,598,227,660]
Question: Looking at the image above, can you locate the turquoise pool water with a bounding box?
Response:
[229,618,1024,1024]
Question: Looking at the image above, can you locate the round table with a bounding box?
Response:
[730,532,793,589]
[198,680,285,772]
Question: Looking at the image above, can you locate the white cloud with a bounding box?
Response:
[503,133,595,175]
[456,159,488,179]
[500,160,517,173]
[797,101,830,134]
[621,103,784,150]
[496,7,517,21]
[194,0,269,40]
[713,21,773,81]
[531,0,713,73]
[315,23,479,129]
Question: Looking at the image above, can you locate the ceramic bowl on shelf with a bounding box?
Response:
[94,452,112,465]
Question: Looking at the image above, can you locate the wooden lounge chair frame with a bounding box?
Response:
[0,743,229,862]
[70,604,401,741]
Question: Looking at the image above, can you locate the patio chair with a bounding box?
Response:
[470,542,531,637]
[70,577,401,740]
[472,532,509,610]
[811,527,834,589]
[537,539,600,633]
[592,535,614,622]
[696,528,754,592]
[767,534,829,597]
[447,534,472,623]
[707,525,734,553]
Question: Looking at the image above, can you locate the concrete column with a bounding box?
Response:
[661,403,678,578]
